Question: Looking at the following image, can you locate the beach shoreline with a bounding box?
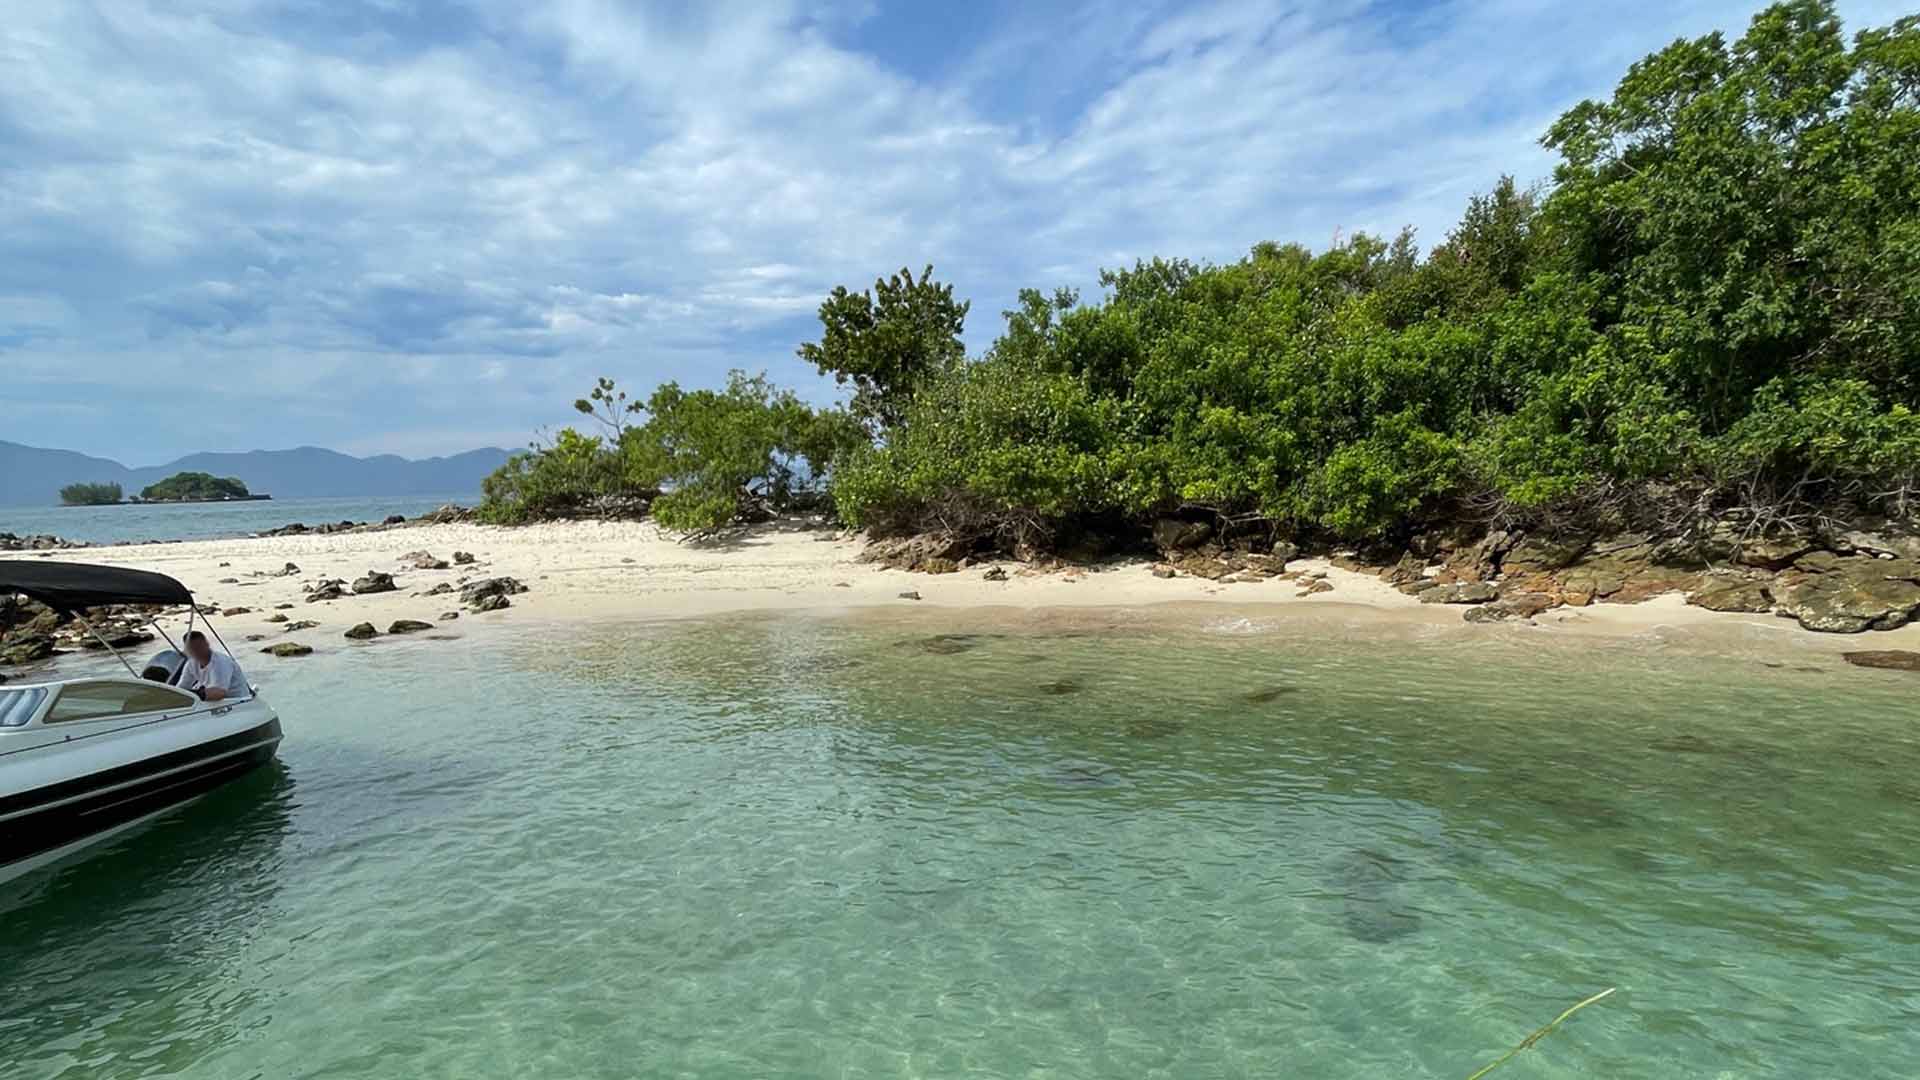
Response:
[8,518,1917,669]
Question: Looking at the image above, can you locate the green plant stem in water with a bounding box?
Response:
[1464,988,1617,1080]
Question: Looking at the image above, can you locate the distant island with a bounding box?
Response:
[56,472,272,506]
[3,441,512,507]
[137,471,270,503]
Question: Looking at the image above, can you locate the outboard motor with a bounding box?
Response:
[142,648,187,685]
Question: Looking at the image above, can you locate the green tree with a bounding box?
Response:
[622,372,866,532]
[58,481,122,506]
[797,265,969,432]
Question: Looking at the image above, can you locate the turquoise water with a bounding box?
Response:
[3,611,1918,1078]
[0,494,475,546]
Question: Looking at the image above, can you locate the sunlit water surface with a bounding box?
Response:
[2,612,1917,1078]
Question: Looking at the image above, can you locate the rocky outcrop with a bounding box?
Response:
[351,571,398,595]
[1771,554,1920,633]
[1419,582,1498,604]
[0,532,86,551]
[1152,518,1213,552]
[419,504,474,525]
[452,551,477,565]
[262,520,364,538]
[344,622,378,640]
[306,579,348,603]
[459,577,527,610]
[1462,592,1557,623]
[472,594,511,612]
[400,550,450,570]
[1837,529,1920,561]
[387,619,433,634]
[1,633,56,665]
[860,534,974,572]
[1687,575,1774,613]
[1500,534,1589,573]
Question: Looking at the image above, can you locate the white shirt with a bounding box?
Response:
[180,652,249,700]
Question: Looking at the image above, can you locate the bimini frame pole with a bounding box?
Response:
[70,610,142,679]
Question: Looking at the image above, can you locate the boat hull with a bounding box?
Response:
[0,715,282,887]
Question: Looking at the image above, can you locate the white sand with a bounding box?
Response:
[21,519,1919,661]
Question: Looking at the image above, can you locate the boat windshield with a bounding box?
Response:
[0,687,49,727]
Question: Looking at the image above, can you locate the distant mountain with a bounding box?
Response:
[0,441,513,507]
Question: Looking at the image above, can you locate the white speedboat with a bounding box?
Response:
[1,560,283,887]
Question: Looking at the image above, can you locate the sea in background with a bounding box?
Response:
[0,494,477,546]
[3,610,1916,1079]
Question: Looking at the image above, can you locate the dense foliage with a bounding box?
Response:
[479,374,864,531]
[58,482,122,506]
[838,1,1920,546]
[486,3,1917,550]
[139,472,250,502]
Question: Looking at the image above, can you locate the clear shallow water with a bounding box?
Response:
[2,613,1917,1078]
[0,494,475,546]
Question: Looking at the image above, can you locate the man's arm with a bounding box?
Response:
[202,684,230,702]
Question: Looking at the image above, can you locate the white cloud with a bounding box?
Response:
[0,0,1907,461]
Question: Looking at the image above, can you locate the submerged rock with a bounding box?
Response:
[283,620,319,633]
[265,613,289,624]
[1842,650,1920,672]
[1244,686,1298,703]
[913,634,985,655]
[1331,849,1420,944]
[260,642,313,658]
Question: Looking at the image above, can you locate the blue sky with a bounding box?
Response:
[3,0,1908,463]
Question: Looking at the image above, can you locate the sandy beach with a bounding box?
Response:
[16,518,1919,663]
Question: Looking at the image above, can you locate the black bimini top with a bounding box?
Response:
[0,559,194,613]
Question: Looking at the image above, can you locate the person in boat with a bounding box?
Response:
[179,630,249,702]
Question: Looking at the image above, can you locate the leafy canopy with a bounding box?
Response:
[797,265,969,433]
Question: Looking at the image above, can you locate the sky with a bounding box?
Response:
[3,0,1909,464]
